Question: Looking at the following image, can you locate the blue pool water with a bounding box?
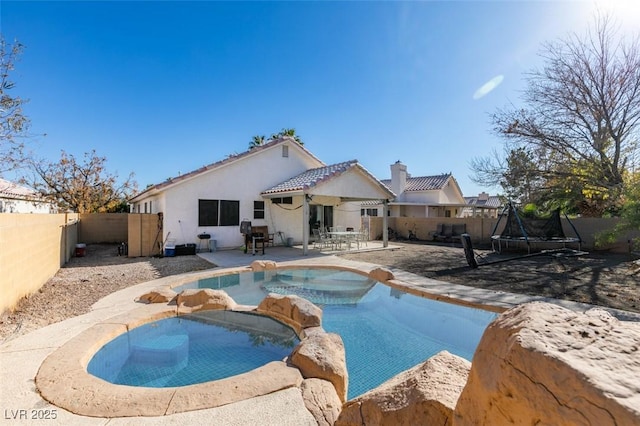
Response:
[88,310,299,387]
[177,268,498,399]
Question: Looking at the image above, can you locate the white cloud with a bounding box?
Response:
[473,75,504,100]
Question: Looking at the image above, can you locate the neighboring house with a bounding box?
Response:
[0,178,55,214]
[362,161,467,218]
[129,137,394,253]
[462,192,503,218]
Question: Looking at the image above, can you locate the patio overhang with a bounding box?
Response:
[261,160,395,254]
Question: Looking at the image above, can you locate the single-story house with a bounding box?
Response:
[129,137,394,254]
[462,192,503,218]
[0,178,55,214]
[361,161,468,218]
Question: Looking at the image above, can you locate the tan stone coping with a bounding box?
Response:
[35,303,303,418]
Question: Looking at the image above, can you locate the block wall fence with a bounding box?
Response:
[1,213,635,314]
[0,213,159,314]
[368,216,636,252]
[1,213,78,314]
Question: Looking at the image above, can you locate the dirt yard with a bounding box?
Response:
[338,241,640,314]
[1,241,638,342]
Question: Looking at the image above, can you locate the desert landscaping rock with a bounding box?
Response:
[300,378,343,426]
[290,331,349,403]
[137,286,178,304]
[454,302,640,425]
[337,351,470,426]
[251,259,278,271]
[257,293,323,333]
[176,288,237,313]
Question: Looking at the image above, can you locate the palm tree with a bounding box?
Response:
[271,128,303,145]
[249,135,266,150]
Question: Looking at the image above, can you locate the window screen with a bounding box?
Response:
[199,199,219,226]
[219,200,240,226]
[254,201,265,219]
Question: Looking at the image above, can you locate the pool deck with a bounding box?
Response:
[2,244,639,425]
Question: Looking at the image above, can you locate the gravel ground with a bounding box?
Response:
[2,241,639,342]
[0,244,215,342]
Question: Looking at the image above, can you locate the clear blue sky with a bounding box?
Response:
[2,1,638,196]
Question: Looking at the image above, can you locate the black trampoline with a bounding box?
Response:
[490,203,582,254]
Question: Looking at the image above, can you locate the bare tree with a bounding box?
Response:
[23,150,137,213]
[472,14,640,216]
[0,37,30,174]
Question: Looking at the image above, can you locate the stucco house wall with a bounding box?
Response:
[130,139,324,249]
[403,191,440,204]
[370,162,468,218]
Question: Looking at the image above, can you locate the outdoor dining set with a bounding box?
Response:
[312,226,369,251]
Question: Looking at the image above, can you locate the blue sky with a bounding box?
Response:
[2,1,639,196]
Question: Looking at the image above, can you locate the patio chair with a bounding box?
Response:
[312,229,324,249]
[356,228,369,248]
[313,228,334,250]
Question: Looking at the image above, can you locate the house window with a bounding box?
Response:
[272,196,293,204]
[144,202,148,213]
[199,199,240,226]
[149,201,153,213]
[220,200,240,226]
[282,145,289,157]
[445,210,451,218]
[254,201,265,219]
[360,208,378,217]
[199,200,219,226]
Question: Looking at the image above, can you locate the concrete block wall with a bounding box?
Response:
[78,213,128,243]
[0,213,78,314]
[370,216,635,252]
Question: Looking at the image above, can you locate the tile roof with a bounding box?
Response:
[0,178,40,200]
[262,160,360,194]
[130,137,323,201]
[381,173,452,192]
[464,195,502,208]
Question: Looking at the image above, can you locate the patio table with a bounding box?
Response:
[327,231,361,250]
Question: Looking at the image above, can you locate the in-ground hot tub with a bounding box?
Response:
[88,310,299,387]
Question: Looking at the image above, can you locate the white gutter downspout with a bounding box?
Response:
[302,193,310,255]
[382,199,389,248]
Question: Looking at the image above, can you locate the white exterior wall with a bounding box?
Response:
[265,196,305,245]
[404,190,439,204]
[0,198,52,214]
[438,182,465,204]
[402,187,464,205]
[146,142,322,249]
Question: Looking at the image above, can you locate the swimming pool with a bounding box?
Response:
[178,268,498,399]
